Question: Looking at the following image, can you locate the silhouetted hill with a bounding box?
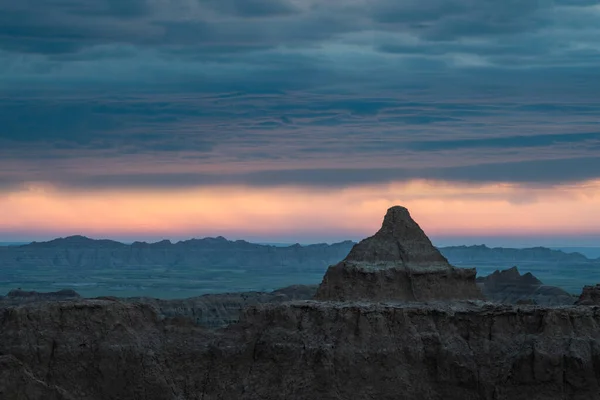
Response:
[0,236,355,271]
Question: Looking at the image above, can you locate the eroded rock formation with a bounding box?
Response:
[576,284,600,305]
[477,267,575,306]
[315,206,482,301]
[2,299,600,399]
[2,206,600,399]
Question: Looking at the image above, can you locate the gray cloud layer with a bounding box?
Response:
[1,0,600,189]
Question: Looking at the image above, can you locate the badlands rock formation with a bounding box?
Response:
[2,300,600,399]
[576,284,600,305]
[477,267,575,306]
[3,206,600,399]
[0,286,318,329]
[315,206,482,301]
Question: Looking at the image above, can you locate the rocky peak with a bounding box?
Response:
[481,266,543,288]
[315,206,482,302]
[345,206,450,269]
[476,267,573,306]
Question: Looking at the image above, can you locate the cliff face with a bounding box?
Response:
[315,206,482,301]
[477,267,575,306]
[2,299,600,400]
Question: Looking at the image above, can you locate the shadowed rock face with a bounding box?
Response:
[2,300,600,400]
[576,284,600,305]
[315,206,482,301]
[0,355,74,400]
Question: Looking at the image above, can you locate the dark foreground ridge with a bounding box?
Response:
[315,206,482,301]
[2,205,600,400]
[2,299,600,399]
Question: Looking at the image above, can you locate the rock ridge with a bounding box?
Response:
[3,299,600,399]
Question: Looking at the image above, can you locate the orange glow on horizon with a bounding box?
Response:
[2,179,600,239]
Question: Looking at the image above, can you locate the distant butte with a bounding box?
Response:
[315,205,483,301]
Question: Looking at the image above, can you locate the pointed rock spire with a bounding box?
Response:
[344,206,450,268]
[315,206,482,302]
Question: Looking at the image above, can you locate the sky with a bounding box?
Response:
[1,0,600,246]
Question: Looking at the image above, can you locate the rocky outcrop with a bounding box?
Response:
[477,267,575,306]
[2,299,600,399]
[576,284,600,305]
[315,206,482,301]
[0,285,318,329]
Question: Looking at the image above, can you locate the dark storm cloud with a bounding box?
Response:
[405,132,600,152]
[199,0,300,17]
[2,90,600,189]
[1,0,600,190]
[0,0,598,59]
[7,156,600,190]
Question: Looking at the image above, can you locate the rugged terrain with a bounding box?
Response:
[576,284,600,305]
[0,237,353,298]
[2,234,599,297]
[0,285,319,329]
[2,299,600,399]
[2,206,600,399]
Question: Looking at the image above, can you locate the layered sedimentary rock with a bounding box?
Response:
[477,267,575,306]
[2,299,600,399]
[576,284,600,305]
[315,206,482,301]
[0,285,319,329]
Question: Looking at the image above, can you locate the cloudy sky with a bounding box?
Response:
[1,0,600,245]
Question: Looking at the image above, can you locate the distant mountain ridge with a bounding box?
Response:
[1,237,598,267]
[2,237,598,298]
[0,235,356,271]
[439,244,597,263]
